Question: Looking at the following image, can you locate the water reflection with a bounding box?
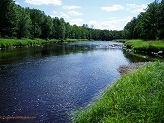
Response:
[0,41,161,123]
[0,42,123,65]
[122,50,150,62]
[122,49,163,62]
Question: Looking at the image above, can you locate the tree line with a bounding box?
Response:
[1,0,163,41]
[0,0,123,40]
[123,0,164,40]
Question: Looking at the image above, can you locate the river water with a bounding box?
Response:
[0,41,150,123]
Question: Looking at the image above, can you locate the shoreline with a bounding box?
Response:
[73,62,164,123]
[117,62,146,75]
[113,39,164,57]
[0,38,88,50]
[1,38,163,57]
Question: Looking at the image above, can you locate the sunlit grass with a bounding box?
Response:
[0,38,47,48]
[72,62,164,123]
[64,39,88,42]
[124,39,164,52]
[0,38,88,48]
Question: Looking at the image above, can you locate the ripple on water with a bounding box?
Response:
[0,41,135,123]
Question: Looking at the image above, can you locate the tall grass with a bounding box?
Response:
[72,62,164,123]
[64,39,88,42]
[124,40,164,53]
[0,38,47,48]
[0,38,88,49]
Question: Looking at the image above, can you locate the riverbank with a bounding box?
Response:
[0,38,88,49]
[114,39,164,56]
[117,62,146,75]
[72,62,164,123]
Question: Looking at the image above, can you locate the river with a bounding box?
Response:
[0,41,151,123]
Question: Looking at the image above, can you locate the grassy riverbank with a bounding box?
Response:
[0,38,88,49]
[73,62,164,123]
[125,40,164,52]
[114,39,164,53]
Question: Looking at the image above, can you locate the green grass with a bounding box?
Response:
[0,38,48,48]
[0,38,88,48]
[72,62,164,123]
[64,38,88,42]
[124,39,164,53]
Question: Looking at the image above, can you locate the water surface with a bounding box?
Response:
[0,41,151,123]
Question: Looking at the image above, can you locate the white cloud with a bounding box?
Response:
[132,4,147,14]
[25,0,62,6]
[68,11,83,16]
[50,10,82,19]
[108,17,118,20]
[63,5,81,10]
[15,1,20,5]
[53,11,57,14]
[50,11,58,18]
[126,3,148,14]
[126,3,138,8]
[101,5,124,12]
[69,19,84,26]
[119,17,132,22]
[89,17,132,30]
[60,13,70,18]
[51,12,70,19]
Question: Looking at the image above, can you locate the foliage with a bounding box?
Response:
[0,0,18,37]
[0,0,123,41]
[124,0,164,40]
[72,62,164,123]
[1,0,164,45]
[17,7,32,38]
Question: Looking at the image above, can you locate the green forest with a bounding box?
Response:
[124,0,164,40]
[0,0,164,41]
[0,0,122,41]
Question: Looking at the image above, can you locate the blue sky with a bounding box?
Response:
[14,0,155,30]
